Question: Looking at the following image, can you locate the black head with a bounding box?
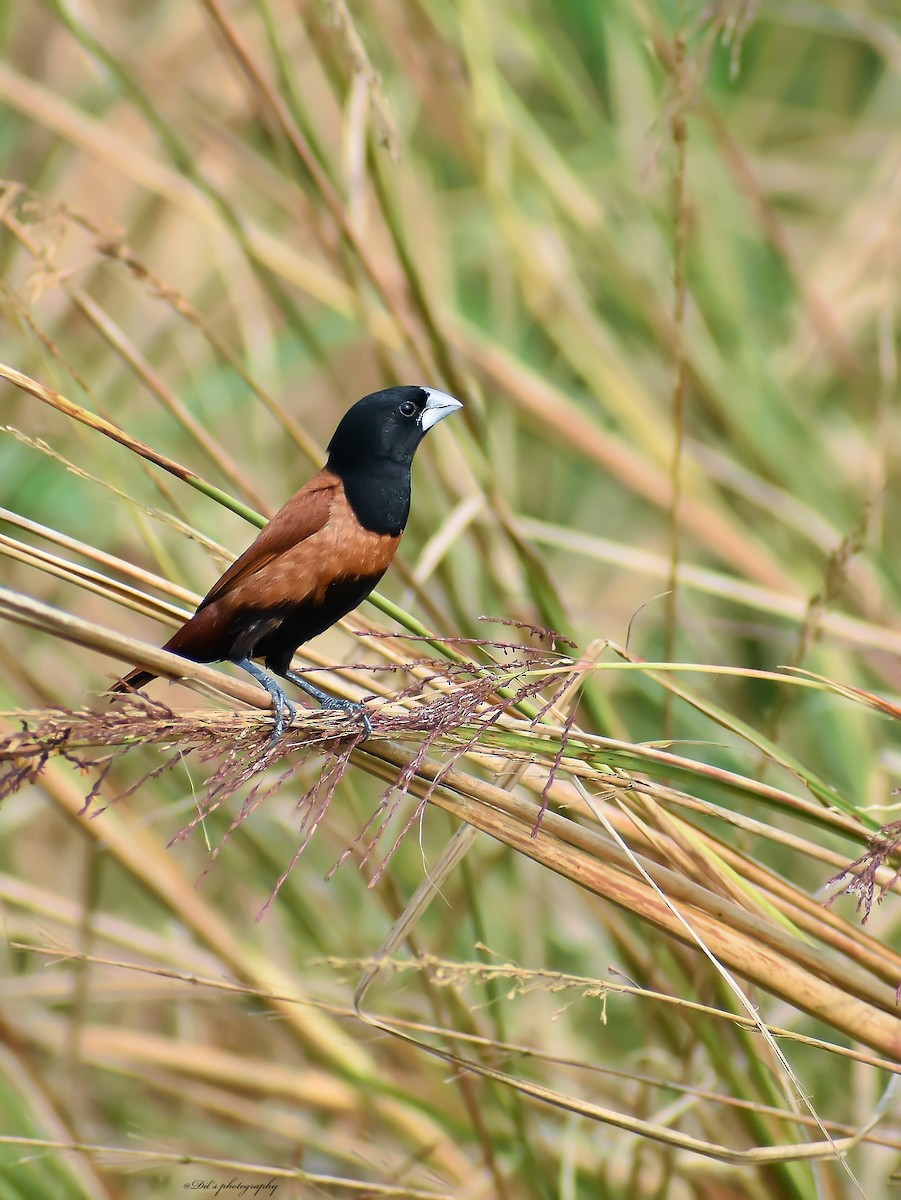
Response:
[326,385,462,536]
[326,386,462,476]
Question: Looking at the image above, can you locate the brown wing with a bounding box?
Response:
[197,468,338,610]
[199,468,399,617]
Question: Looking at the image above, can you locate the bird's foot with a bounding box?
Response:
[319,694,372,740]
[268,692,297,746]
[281,669,371,739]
[236,657,297,747]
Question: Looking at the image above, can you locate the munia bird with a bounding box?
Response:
[111,386,463,740]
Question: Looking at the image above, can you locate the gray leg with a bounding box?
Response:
[236,658,295,743]
[282,669,372,739]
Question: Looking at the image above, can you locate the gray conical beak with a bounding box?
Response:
[420,387,463,432]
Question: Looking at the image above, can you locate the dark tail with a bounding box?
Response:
[109,666,158,693]
[109,603,226,695]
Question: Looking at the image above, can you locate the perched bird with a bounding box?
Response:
[111,385,462,740]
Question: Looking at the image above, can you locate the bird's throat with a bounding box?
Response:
[340,463,411,536]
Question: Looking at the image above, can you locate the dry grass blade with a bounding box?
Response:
[0,361,264,525]
[0,1136,454,1198]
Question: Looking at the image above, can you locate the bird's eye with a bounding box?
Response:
[399,400,418,418]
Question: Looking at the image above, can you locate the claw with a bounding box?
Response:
[267,692,297,745]
[357,702,373,740]
[281,669,371,739]
[320,694,372,739]
[237,657,296,746]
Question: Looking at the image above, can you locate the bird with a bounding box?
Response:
[111,385,463,741]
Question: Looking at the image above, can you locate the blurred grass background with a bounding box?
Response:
[1,1,901,1197]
